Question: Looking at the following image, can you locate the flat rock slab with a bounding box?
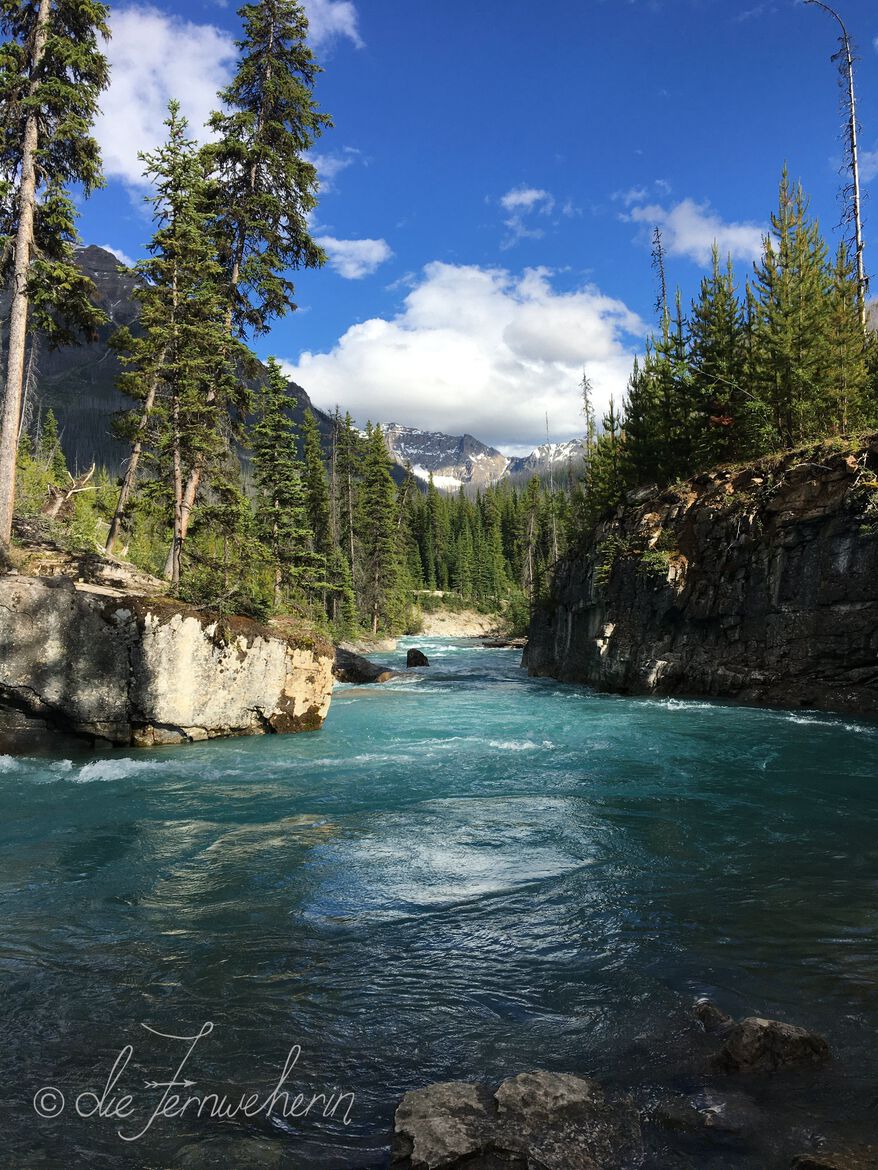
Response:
[391,1070,642,1170]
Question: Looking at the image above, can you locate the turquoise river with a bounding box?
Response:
[0,637,877,1169]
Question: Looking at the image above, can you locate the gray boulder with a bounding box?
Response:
[390,1070,642,1170]
[712,1016,830,1074]
[407,648,430,668]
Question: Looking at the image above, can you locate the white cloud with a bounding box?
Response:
[861,149,878,183]
[316,235,393,279]
[98,244,136,268]
[97,6,236,189]
[498,185,557,248]
[624,197,764,264]
[282,262,644,448]
[302,0,363,48]
[307,147,361,192]
[500,186,555,214]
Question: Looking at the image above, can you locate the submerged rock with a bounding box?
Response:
[333,646,398,684]
[694,997,734,1033]
[0,575,334,748]
[391,1070,642,1170]
[712,1016,831,1075]
[406,648,429,668]
[792,1150,878,1170]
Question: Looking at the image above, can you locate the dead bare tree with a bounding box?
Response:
[805,0,869,329]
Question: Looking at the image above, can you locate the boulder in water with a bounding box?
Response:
[711,1016,830,1074]
[333,646,397,685]
[694,997,734,1034]
[390,1070,642,1169]
[406,648,429,668]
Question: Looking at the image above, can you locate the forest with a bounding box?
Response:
[2,0,877,641]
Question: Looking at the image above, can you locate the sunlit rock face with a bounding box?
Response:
[526,437,878,717]
[0,576,334,748]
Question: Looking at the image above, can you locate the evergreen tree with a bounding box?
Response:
[824,241,870,433]
[205,0,330,335]
[751,168,831,446]
[689,246,749,466]
[251,357,319,606]
[117,103,245,589]
[580,396,626,531]
[168,0,330,574]
[0,0,110,545]
[38,408,68,482]
[359,424,405,634]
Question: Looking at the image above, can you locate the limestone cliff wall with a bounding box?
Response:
[525,438,878,716]
[0,576,334,746]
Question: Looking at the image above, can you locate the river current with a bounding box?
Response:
[1,637,876,1169]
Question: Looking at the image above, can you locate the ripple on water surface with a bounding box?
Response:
[0,637,876,1168]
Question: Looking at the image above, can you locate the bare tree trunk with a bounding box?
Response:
[0,0,52,546]
[806,1,868,327]
[105,375,159,554]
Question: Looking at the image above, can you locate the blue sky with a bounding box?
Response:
[76,0,878,453]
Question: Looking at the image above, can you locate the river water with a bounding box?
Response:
[1,637,877,1169]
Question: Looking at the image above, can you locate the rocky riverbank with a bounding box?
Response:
[526,437,878,716]
[0,559,334,749]
[390,1003,872,1170]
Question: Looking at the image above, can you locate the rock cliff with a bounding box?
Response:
[0,575,334,747]
[525,437,878,716]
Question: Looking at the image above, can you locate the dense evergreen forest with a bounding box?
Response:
[2,0,877,640]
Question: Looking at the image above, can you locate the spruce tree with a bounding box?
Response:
[359,424,404,634]
[824,241,870,433]
[0,0,110,545]
[251,357,320,606]
[751,169,831,446]
[116,103,244,589]
[169,0,331,570]
[689,247,749,466]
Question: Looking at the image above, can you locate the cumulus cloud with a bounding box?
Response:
[624,196,764,264]
[97,6,236,189]
[98,244,136,268]
[302,0,363,48]
[316,235,393,279]
[282,262,644,448]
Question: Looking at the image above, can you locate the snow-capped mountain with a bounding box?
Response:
[382,425,584,491]
[506,440,584,480]
[382,424,509,489]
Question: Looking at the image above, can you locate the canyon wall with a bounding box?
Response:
[525,438,878,716]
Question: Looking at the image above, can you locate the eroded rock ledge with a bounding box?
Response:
[0,575,334,748]
[526,437,878,716]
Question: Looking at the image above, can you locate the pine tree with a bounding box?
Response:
[751,169,831,446]
[0,0,110,545]
[117,103,244,590]
[251,357,320,606]
[689,247,749,466]
[38,408,67,482]
[824,241,870,433]
[580,396,626,531]
[359,424,404,634]
[167,0,331,571]
[205,0,329,335]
